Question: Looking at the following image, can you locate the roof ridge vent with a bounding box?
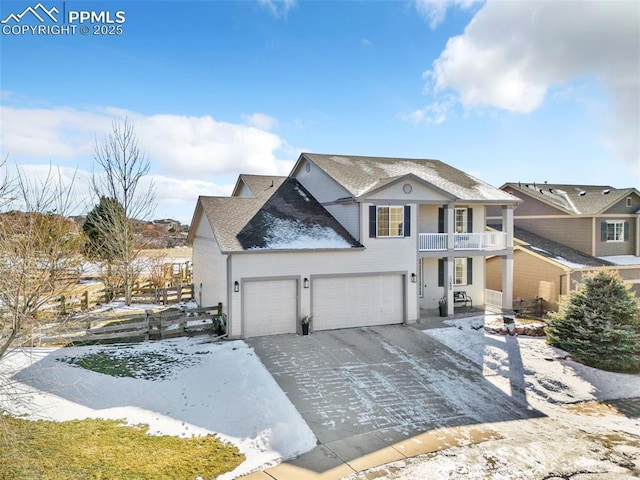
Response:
[579,191,586,196]
[602,189,610,194]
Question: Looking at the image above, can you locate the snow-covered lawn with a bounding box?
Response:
[2,313,640,480]
[0,337,316,480]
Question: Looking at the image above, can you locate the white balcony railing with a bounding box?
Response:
[418,232,507,252]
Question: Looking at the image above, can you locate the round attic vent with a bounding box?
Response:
[403,183,412,194]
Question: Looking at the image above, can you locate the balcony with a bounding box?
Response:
[418,232,507,252]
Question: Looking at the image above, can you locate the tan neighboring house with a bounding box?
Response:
[487,183,640,312]
[188,153,521,339]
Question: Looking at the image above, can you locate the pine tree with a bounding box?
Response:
[546,270,640,373]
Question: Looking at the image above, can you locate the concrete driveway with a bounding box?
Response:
[247,324,541,475]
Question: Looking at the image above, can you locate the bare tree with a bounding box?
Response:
[90,118,156,305]
[0,163,83,360]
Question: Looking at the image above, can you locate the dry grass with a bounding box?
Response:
[0,416,244,480]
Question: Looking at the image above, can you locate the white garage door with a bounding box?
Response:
[312,274,404,331]
[243,279,297,338]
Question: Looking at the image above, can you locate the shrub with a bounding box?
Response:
[546,270,640,373]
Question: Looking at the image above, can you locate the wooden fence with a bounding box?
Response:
[57,283,195,314]
[40,303,225,346]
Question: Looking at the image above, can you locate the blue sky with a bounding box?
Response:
[1,0,638,223]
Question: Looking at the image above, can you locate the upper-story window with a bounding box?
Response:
[605,221,625,242]
[369,205,411,238]
[377,206,404,237]
[455,208,468,233]
[627,197,632,208]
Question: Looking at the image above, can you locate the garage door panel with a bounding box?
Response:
[243,279,297,338]
[312,274,403,331]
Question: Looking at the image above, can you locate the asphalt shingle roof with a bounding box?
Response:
[513,226,614,269]
[199,177,359,252]
[301,153,519,203]
[235,175,286,199]
[503,183,639,215]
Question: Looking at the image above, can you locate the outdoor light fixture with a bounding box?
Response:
[411,273,417,283]
[234,281,239,293]
[303,278,309,288]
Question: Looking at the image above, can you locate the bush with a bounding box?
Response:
[546,270,640,373]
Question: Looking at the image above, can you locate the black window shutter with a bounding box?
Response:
[467,208,473,233]
[601,221,607,241]
[404,206,411,237]
[467,258,473,285]
[438,208,444,233]
[624,221,630,241]
[438,259,444,287]
[369,205,377,238]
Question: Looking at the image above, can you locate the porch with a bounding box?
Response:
[418,232,507,252]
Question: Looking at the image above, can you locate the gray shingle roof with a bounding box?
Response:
[514,227,614,268]
[301,153,519,203]
[503,183,639,215]
[234,174,286,198]
[199,177,359,252]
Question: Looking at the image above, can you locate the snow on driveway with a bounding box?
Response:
[0,338,317,479]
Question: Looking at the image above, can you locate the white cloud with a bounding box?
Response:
[422,0,640,166]
[0,104,294,221]
[243,112,279,131]
[415,0,476,29]
[258,0,296,19]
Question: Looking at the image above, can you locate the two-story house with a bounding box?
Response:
[188,153,520,339]
[487,183,640,310]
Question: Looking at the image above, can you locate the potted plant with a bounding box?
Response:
[301,315,311,335]
[438,296,448,317]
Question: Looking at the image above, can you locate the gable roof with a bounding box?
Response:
[513,226,614,269]
[502,183,640,216]
[193,177,360,252]
[232,174,286,198]
[298,153,519,203]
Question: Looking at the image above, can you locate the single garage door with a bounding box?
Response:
[312,274,404,331]
[243,278,297,338]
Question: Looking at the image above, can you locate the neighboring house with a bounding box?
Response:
[486,227,640,312]
[188,153,520,339]
[489,183,640,259]
[487,183,640,312]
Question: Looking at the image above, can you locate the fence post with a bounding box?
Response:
[217,302,223,315]
[60,296,66,315]
[177,285,182,303]
[83,290,89,311]
[163,289,168,305]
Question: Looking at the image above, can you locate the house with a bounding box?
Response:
[487,183,640,311]
[188,153,520,339]
[485,226,640,312]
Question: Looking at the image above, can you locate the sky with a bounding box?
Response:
[0,0,638,224]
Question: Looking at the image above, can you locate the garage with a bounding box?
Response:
[242,278,298,338]
[311,274,405,331]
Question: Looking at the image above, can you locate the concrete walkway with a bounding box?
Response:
[244,323,541,479]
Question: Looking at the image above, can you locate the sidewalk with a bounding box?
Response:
[241,422,505,480]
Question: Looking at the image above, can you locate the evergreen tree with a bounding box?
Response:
[546,270,640,373]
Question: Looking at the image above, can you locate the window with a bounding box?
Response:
[627,197,633,208]
[371,206,410,237]
[455,208,468,233]
[438,258,473,286]
[605,221,624,242]
[454,258,468,285]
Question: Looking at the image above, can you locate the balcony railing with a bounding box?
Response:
[418,232,507,252]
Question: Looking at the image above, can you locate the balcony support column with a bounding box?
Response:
[444,256,455,316]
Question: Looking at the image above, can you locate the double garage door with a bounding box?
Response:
[241,274,404,338]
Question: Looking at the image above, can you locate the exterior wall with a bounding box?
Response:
[191,216,228,309]
[325,202,360,240]
[501,189,570,216]
[419,256,485,310]
[418,204,440,233]
[569,266,640,298]
[487,249,564,311]
[514,217,593,255]
[595,216,638,256]
[606,194,640,214]
[293,158,352,203]
[366,179,449,202]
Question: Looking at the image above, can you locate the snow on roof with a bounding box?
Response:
[597,255,640,266]
[250,215,353,250]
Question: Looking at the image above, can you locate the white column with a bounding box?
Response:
[502,253,514,313]
[446,257,454,315]
[502,205,514,248]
